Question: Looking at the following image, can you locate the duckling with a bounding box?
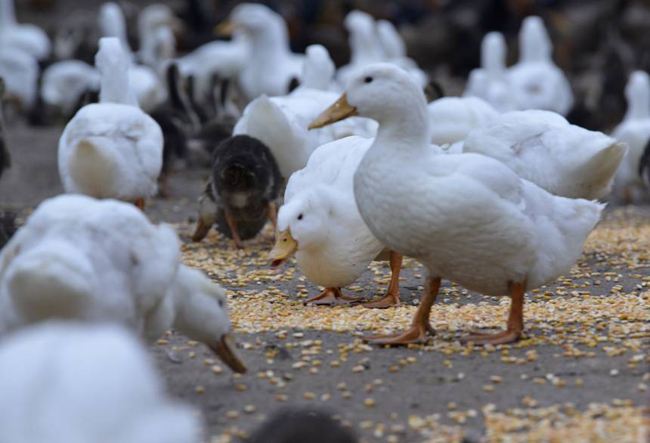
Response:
[0,194,246,373]
[507,16,573,115]
[0,323,203,443]
[192,135,282,248]
[612,71,650,203]
[310,64,602,345]
[269,136,402,308]
[217,3,304,101]
[58,37,163,209]
[0,0,51,61]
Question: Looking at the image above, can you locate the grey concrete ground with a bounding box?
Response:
[1,124,648,443]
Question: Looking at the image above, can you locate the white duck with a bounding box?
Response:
[611,71,650,202]
[310,64,603,345]
[219,3,303,102]
[376,19,428,88]
[507,16,573,115]
[41,60,100,117]
[137,4,178,74]
[464,32,518,112]
[0,46,38,110]
[337,10,385,88]
[177,32,250,104]
[461,109,627,199]
[0,194,246,373]
[0,322,203,443]
[99,2,166,112]
[0,0,51,61]
[269,136,402,308]
[233,44,375,178]
[58,37,163,208]
[427,96,499,146]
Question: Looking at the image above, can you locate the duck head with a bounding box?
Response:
[269,188,332,266]
[310,63,427,129]
[172,265,246,373]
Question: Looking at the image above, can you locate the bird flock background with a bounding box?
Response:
[0,0,649,441]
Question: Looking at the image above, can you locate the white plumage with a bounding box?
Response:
[427,96,499,146]
[462,110,626,199]
[0,0,51,61]
[226,3,304,101]
[0,194,245,372]
[0,46,39,109]
[464,32,518,112]
[41,60,100,116]
[344,64,601,295]
[58,37,163,203]
[233,45,375,177]
[612,71,650,201]
[507,16,574,115]
[276,135,383,291]
[0,322,202,443]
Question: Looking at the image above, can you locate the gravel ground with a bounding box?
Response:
[1,122,649,443]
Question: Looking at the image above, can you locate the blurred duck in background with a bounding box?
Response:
[192,135,282,248]
[57,38,163,208]
[0,194,247,373]
[0,323,203,443]
[612,71,650,203]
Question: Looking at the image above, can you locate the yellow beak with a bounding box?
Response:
[214,21,237,36]
[269,229,298,266]
[308,94,358,129]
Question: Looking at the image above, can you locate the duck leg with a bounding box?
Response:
[363,251,402,308]
[191,216,211,242]
[134,198,145,210]
[305,287,361,306]
[364,277,440,345]
[224,207,243,249]
[462,281,525,345]
[267,202,278,231]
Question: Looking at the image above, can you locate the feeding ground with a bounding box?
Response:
[1,124,648,442]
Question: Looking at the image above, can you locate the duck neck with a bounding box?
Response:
[0,0,16,27]
[373,100,431,154]
[99,61,138,106]
[626,77,650,120]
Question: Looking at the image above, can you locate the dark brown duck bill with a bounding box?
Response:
[308,94,358,129]
[210,334,247,373]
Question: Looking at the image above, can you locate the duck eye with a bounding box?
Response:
[297,213,304,220]
[364,76,373,84]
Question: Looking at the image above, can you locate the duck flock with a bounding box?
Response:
[0,0,649,441]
